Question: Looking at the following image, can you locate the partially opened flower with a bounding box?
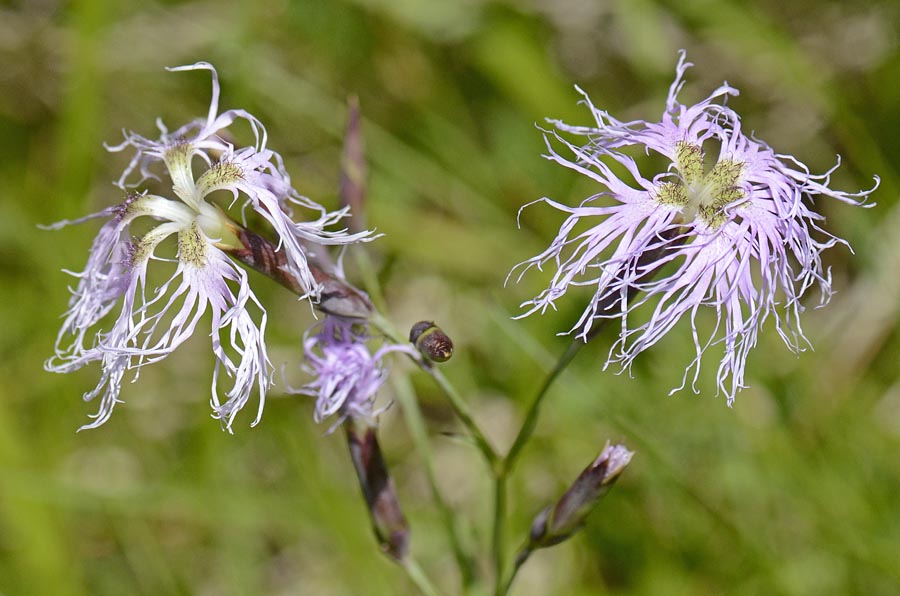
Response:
[46,63,371,431]
[297,316,414,428]
[513,51,878,403]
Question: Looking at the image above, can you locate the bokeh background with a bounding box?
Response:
[2,0,899,594]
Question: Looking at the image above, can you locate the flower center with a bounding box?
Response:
[161,145,242,249]
[656,141,746,228]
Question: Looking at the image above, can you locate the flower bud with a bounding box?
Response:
[528,443,633,549]
[409,321,453,362]
[345,419,409,561]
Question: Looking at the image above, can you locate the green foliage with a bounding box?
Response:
[2,0,898,594]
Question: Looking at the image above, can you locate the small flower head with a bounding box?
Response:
[46,62,372,431]
[298,316,414,428]
[513,51,878,403]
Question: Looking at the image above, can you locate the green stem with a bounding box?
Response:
[369,311,500,468]
[489,338,583,596]
[491,320,614,594]
[503,339,584,473]
[491,473,508,596]
[503,228,682,474]
[354,250,477,588]
[402,557,442,596]
[425,360,501,468]
[501,547,532,596]
[355,252,497,464]
[393,374,477,589]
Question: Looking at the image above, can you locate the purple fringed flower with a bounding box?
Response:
[46,63,371,431]
[297,316,414,428]
[512,51,878,404]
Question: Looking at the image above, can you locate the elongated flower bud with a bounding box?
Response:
[527,443,633,549]
[345,419,410,561]
[409,321,453,362]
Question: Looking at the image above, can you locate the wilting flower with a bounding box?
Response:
[513,51,878,403]
[46,63,370,431]
[297,316,414,427]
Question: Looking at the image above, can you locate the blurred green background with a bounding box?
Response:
[2,0,899,594]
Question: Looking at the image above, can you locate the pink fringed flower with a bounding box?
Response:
[106,62,373,301]
[46,63,372,430]
[513,51,878,403]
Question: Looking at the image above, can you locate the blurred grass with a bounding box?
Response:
[2,0,899,594]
